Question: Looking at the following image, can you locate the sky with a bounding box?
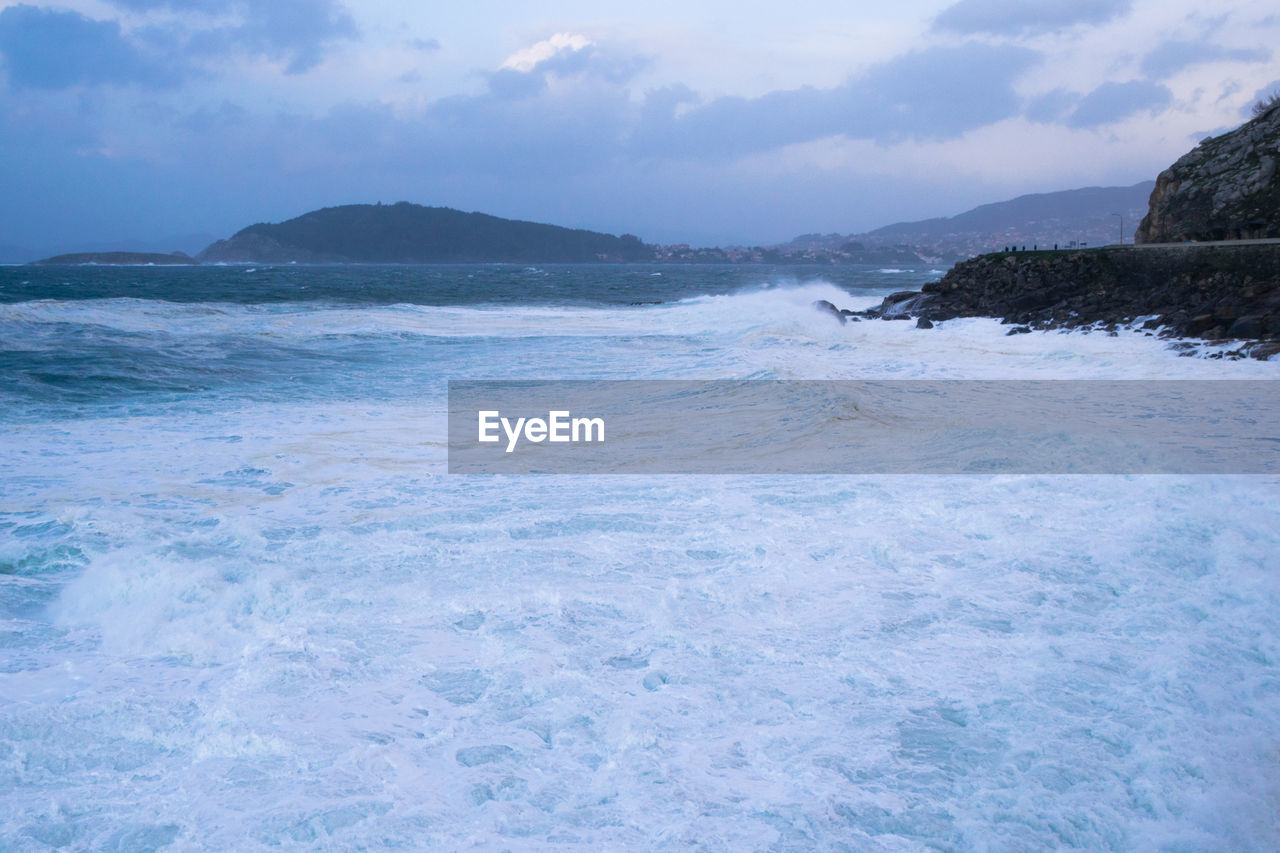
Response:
[0,0,1277,251]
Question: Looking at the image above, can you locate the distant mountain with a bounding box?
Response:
[31,251,196,266]
[871,182,1154,240]
[869,182,1155,259]
[54,234,220,257]
[198,202,653,264]
[4,234,218,265]
[781,182,1156,262]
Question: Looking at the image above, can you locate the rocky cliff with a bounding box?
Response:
[831,104,1280,358]
[1135,102,1280,243]
[920,244,1279,336]
[849,244,1280,358]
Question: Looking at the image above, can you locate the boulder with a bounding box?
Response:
[812,299,847,324]
[1227,315,1268,338]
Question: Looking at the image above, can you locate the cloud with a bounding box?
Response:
[310,41,1038,171]
[421,79,636,174]
[1139,40,1270,79]
[1025,88,1079,123]
[1066,80,1171,128]
[933,0,1132,36]
[634,43,1040,159]
[2,11,1197,250]
[501,33,591,73]
[486,67,548,100]
[0,0,359,89]
[110,0,358,73]
[0,4,173,89]
[853,43,1039,139]
[491,33,649,94]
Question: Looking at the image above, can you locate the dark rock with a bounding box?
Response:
[1186,314,1216,334]
[876,292,929,315]
[1213,305,1241,323]
[863,102,1280,348]
[1006,326,1032,335]
[1135,100,1280,243]
[812,299,846,324]
[1244,340,1280,360]
[830,205,1280,346]
[1227,315,1268,338]
[915,317,934,329]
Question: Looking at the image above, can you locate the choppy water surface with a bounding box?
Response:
[1,264,1277,850]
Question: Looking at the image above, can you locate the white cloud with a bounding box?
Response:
[499,32,590,73]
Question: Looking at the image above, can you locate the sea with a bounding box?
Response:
[1,263,1278,850]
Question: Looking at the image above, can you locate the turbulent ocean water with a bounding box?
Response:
[2,263,1278,850]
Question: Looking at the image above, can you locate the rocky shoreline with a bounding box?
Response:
[817,98,1280,360]
[818,242,1280,360]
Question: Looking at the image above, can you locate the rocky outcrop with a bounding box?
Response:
[1135,102,1280,243]
[822,106,1280,358]
[855,244,1280,357]
[812,300,847,324]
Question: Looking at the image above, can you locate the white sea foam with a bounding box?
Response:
[2,277,1278,848]
[3,285,1273,377]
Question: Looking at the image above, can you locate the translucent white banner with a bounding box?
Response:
[448,381,1280,474]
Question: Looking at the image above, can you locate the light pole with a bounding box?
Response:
[1111,212,1123,245]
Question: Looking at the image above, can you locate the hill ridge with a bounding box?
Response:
[198,202,652,264]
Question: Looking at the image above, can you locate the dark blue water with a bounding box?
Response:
[0,263,942,306]
[0,264,943,418]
